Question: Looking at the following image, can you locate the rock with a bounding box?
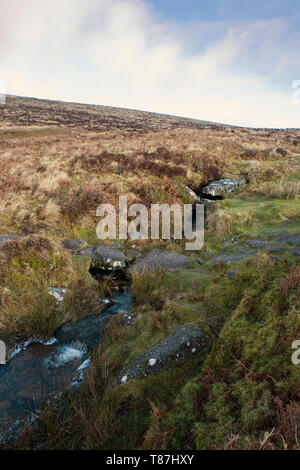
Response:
[185,186,201,203]
[78,246,96,257]
[222,234,242,248]
[130,249,189,273]
[290,248,300,257]
[226,270,236,278]
[196,257,206,265]
[125,248,142,263]
[279,234,300,247]
[99,298,114,307]
[201,179,245,199]
[48,287,66,307]
[116,325,210,384]
[0,234,21,244]
[264,232,300,247]
[201,198,216,211]
[208,253,247,264]
[111,241,124,248]
[62,238,86,251]
[246,239,269,249]
[91,245,127,270]
[234,246,257,255]
[122,313,137,326]
[266,245,287,252]
[270,256,281,264]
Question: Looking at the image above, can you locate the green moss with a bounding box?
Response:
[150,256,300,450]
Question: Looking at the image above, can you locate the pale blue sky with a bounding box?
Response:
[0,0,299,127]
[151,0,300,23]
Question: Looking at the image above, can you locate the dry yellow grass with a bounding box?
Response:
[0,95,299,240]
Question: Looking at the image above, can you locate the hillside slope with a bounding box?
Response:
[0,96,299,450]
[1,95,223,131]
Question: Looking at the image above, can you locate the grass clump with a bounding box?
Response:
[250,180,300,200]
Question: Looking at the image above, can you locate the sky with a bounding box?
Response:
[0,0,299,128]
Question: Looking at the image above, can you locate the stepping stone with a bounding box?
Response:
[264,232,300,247]
[208,253,246,264]
[222,234,242,248]
[234,246,257,255]
[280,234,300,247]
[116,325,210,384]
[246,240,269,249]
[130,249,188,273]
[266,245,287,252]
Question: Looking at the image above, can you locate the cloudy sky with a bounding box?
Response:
[0,0,299,127]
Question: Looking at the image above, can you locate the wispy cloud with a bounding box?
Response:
[0,0,299,127]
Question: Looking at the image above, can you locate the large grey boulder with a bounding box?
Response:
[92,245,127,270]
[78,244,127,270]
[130,249,189,273]
[116,324,210,384]
[202,178,245,198]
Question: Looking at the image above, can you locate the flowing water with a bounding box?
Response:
[0,290,132,442]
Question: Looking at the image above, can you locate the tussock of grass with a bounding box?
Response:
[250,180,300,200]
[206,207,253,241]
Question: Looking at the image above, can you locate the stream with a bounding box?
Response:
[0,289,132,443]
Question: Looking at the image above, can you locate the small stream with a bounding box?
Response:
[0,290,132,442]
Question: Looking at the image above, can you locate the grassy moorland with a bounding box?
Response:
[0,95,299,449]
